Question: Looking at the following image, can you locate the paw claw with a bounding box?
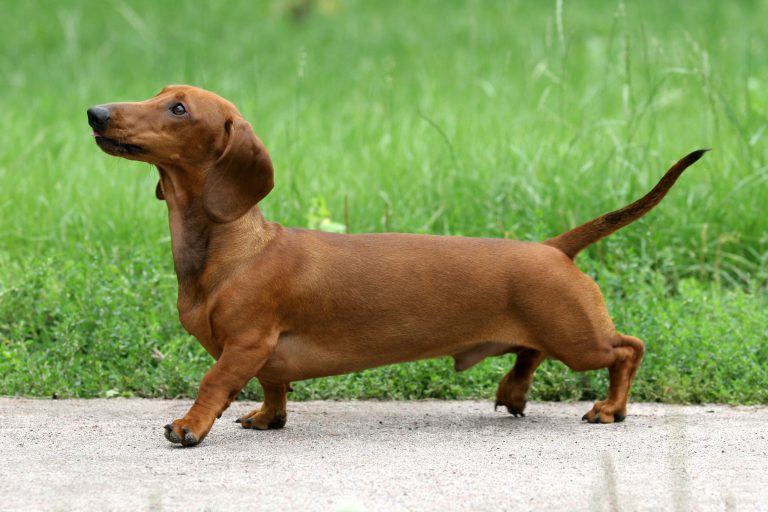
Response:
[235,417,242,423]
[183,431,199,446]
[495,399,527,418]
[164,425,181,444]
[268,414,287,429]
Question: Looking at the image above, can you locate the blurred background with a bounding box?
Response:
[1,0,766,403]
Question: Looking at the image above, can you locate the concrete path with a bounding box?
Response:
[0,398,766,511]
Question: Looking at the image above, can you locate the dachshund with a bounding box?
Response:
[87,85,706,446]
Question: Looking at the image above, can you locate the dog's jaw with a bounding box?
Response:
[92,133,145,157]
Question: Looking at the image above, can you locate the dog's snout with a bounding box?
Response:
[87,106,111,133]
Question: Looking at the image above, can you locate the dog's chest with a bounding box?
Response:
[177,294,222,358]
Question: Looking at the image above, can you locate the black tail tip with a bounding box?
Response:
[686,148,711,164]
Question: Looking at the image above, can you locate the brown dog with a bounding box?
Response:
[87,85,706,446]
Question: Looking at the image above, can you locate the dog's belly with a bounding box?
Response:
[256,324,531,382]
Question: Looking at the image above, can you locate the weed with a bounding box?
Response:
[1,0,766,402]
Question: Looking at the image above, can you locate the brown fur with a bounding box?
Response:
[87,85,706,446]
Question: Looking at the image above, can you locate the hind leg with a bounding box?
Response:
[495,349,545,417]
[581,334,644,424]
[236,379,290,430]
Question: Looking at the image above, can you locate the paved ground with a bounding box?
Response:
[0,398,766,511]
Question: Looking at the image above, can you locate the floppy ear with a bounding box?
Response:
[155,181,165,200]
[203,118,274,223]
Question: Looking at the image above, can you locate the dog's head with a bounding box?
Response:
[87,85,274,223]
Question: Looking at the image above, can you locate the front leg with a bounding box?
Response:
[164,339,275,447]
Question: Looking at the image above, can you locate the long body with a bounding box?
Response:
[180,225,612,381]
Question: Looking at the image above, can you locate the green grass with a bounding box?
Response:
[1,0,767,403]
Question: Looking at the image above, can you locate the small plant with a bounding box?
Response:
[306,197,347,233]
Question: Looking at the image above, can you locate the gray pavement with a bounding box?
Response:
[0,398,766,511]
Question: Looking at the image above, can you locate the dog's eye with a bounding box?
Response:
[170,103,187,116]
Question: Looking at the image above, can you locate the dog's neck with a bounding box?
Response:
[156,165,275,299]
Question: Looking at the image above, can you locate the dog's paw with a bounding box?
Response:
[163,419,210,446]
[494,398,527,418]
[581,402,626,424]
[235,408,287,430]
[493,400,527,418]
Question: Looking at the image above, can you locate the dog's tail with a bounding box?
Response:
[544,149,708,260]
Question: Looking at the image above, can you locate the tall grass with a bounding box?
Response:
[1,0,766,402]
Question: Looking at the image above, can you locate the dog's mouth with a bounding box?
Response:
[92,133,145,156]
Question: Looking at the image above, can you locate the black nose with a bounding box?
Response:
[87,106,111,132]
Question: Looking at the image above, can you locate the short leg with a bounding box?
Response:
[495,349,545,417]
[582,334,644,424]
[236,379,290,430]
[164,340,275,447]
